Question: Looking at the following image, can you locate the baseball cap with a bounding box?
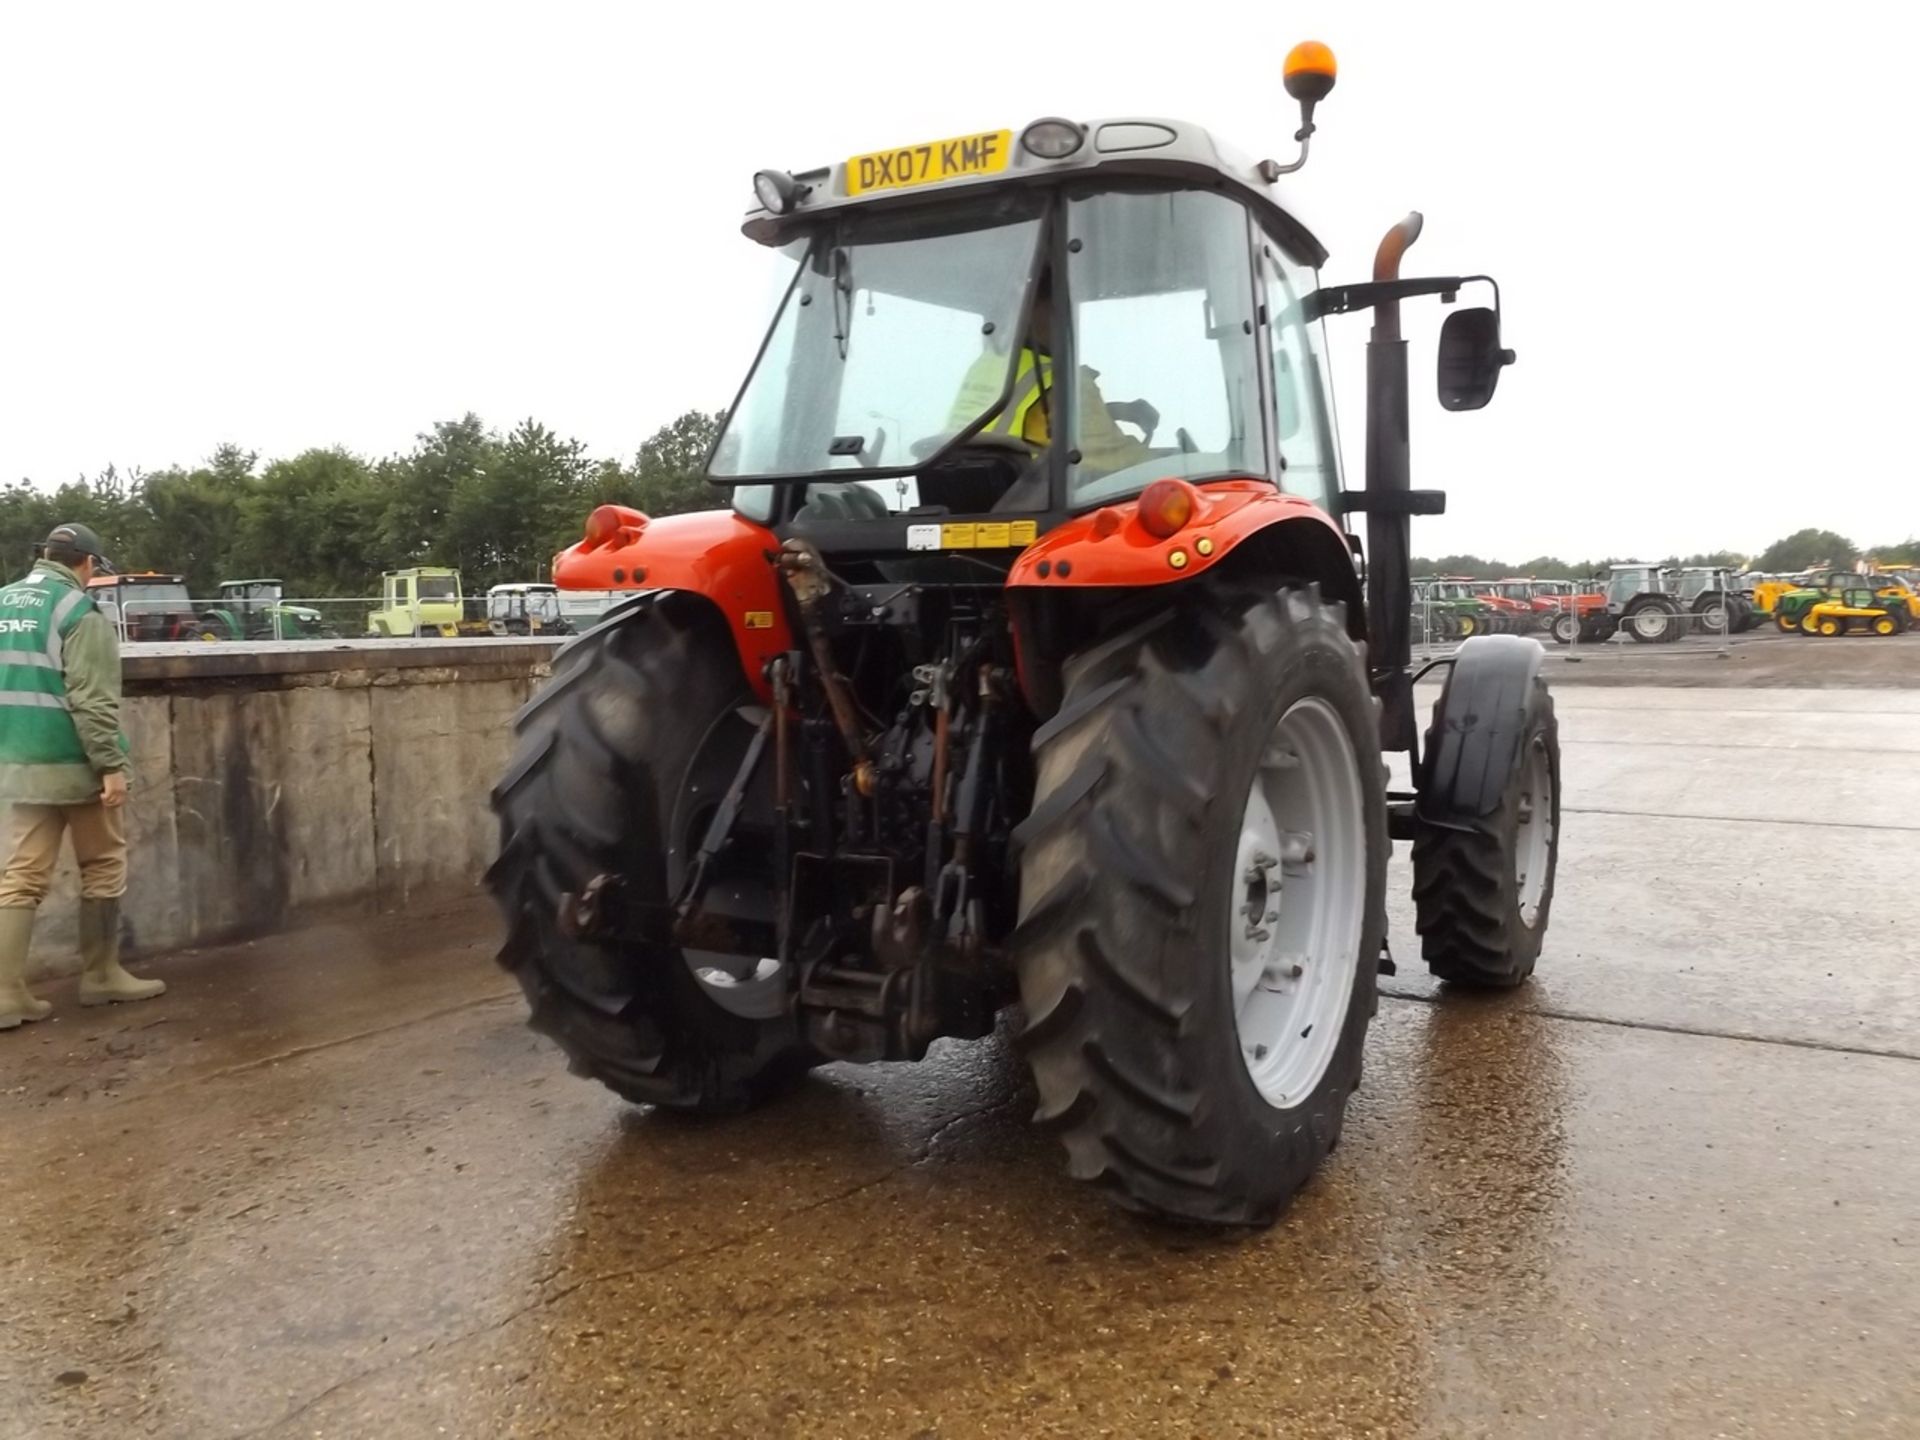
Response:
[41,523,116,573]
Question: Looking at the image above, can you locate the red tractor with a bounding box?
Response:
[489,49,1560,1225]
[1539,581,1609,644]
[1473,578,1539,634]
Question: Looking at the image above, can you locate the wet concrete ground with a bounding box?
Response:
[4,683,1918,1439]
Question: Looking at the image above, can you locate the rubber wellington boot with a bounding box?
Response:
[0,906,51,1029]
[77,899,165,1007]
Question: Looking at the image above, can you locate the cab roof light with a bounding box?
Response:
[1020,118,1085,160]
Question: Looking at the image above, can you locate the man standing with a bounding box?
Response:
[0,523,164,1030]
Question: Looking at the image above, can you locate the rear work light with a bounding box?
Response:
[1137,479,1197,539]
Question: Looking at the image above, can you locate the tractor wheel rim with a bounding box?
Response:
[1229,696,1365,1109]
[1632,610,1666,639]
[1515,736,1554,927]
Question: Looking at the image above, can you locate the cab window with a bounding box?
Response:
[1065,189,1265,505]
[1262,241,1341,515]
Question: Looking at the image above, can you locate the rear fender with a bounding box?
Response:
[1005,483,1364,717]
[553,507,790,701]
[1416,634,1546,825]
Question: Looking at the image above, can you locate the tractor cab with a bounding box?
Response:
[87,573,196,642]
[202,579,328,641]
[1605,564,1664,608]
[704,115,1506,573]
[486,583,572,637]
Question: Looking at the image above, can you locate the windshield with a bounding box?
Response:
[119,583,192,614]
[1607,570,1648,604]
[709,201,1044,485]
[416,576,458,601]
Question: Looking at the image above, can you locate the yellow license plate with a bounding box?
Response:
[846,130,1012,197]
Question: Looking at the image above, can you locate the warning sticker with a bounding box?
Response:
[921,519,1041,550]
[744,610,775,630]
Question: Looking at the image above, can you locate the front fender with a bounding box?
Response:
[553,508,790,701]
[1416,634,1547,824]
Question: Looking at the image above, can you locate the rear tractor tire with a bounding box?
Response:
[487,593,813,1114]
[1013,586,1387,1226]
[1624,596,1679,644]
[1550,612,1577,646]
[1411,666,1561,987]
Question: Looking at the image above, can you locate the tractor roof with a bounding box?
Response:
[744,117,1328,267]
[222,578,283,587]
[88,572,184,586]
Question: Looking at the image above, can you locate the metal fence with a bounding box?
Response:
[99,594,625,645]
[1410,594,1745,664]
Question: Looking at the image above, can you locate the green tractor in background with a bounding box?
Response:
[196,580,333,641]
[1411,576,1492,642]
[1770,570,1915,633]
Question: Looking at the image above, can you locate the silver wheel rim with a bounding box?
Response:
[1230,696,1366,1109]
[1514,737,1554,927]
[1631,609,1666,640]
[1703,602,1726,632]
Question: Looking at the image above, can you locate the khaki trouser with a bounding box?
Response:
[0,801,127,906]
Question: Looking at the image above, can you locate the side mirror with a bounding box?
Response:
[1437,307,1515,411]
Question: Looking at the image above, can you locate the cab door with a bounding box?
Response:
[1256,232,1343,520]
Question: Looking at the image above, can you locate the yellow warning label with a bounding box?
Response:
[941,522,977,549]
[1009,520,1037,547]
[974,522,1011,548]
[744,610,775,630]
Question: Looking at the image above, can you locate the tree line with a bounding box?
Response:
[1,411,722,598]
[1415,528,1917,581]
[7,424,1909,597]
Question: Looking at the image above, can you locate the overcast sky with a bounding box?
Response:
[3,1,1914,560]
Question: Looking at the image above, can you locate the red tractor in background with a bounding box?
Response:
[1539,580,1610,644]
[1474,578,1542,634]
[489,49,1559,1226]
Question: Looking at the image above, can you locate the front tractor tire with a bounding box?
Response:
[487,594,812,1113]
[1411,645,1562,987]
[1012,587,1388,1226]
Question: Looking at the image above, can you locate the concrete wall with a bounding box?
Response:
[24,639,557,977]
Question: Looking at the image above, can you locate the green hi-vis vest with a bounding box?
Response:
[950,347,1052,444]
[0,572,96,766]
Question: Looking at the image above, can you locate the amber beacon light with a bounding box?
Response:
[1263,41,1339,178]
